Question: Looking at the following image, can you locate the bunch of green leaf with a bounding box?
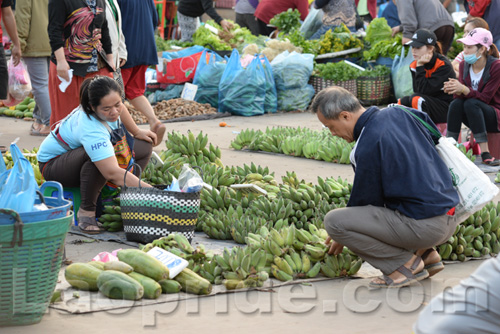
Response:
[279,29,320,55]
[447,25,464,60]
[192,24,231,50]
[155,35,194,51]
[314,61,363,82]
[362,34,405,61]
[318,25,363,54]
[359,65,391,78]
[269,8,301,34]
[365,18,392,45]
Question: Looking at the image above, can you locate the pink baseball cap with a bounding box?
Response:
[457,28,493,50]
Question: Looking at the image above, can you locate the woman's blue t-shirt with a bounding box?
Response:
[37,106,120,163]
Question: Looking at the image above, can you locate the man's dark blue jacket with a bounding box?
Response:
[348,106,459,219]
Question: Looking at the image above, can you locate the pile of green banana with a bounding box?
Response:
[3,147,44,186]
[139,233,214,273]
[216,247,271,289]
[437,202,500,261]
[98,205,123,232]
[230,126,354,164]
[242,173,280,197]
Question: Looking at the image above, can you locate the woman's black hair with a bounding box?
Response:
[80,76,122,118]
[475,43,500,59]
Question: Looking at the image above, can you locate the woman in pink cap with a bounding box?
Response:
[444,28,500,165]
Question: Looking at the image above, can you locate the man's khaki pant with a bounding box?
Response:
[324,205,457,275]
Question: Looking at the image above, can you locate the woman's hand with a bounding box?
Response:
[107,53,115,71]
[119,58,127,68]
[417,52,433,67]
[134,129,157,146]
[325,236,344,255]
[443,78,469,95]
[56,59,71,82]
[10,43,21,66]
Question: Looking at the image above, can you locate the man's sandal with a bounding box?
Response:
[78,215,103,235]
[369,256,429,288]
[421,248,444,277]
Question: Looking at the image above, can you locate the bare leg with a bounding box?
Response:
[129,95,165,146]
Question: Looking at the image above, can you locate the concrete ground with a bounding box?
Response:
[0,112,495,333]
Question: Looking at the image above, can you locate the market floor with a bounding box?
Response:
[1,112,497,333]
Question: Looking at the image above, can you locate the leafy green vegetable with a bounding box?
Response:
[269,8,301,35]
[155,35,194,52]
[362,34,407,61]
[365,18,393,45]
[318,25,363,55]
[278,29,321,55]
[447,23,464,59]
[313,61,363,82]
[359,65,391,78]
[193,20,256,51]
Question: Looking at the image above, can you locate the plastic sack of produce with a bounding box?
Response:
[219,49,265,116]
[6,58,31,103]
[277,85,315,111]
[0,142,38,213]
[193,50,226,108]
[156,45,205,84]
[271,51,314,91]
[391,46,414,99]
[300,7,323,39]
[148,84,185,104]
[258,55,278,113]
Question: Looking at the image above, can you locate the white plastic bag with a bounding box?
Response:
[7,58,31,101]
[391,46,414,100]
[435,137,499,221]
[300,7,324,39]
[178,164,203,193]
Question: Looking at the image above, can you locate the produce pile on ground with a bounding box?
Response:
[230,127,355,164]
[127,98,217,125]
[0,96,36,119]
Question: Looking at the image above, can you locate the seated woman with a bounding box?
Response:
[444,28,500,166]
[398,29,455,125]
[451,17,489,77]
[37,76,156,233]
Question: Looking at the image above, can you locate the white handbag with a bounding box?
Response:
[400,107,499,221]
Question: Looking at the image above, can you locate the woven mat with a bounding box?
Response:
[49,262,380,314]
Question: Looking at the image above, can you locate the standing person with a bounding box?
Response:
[380,0,401,28]
[451,17,489,76]
[47,0,115,127]
[15,0,52,136]
[440,0,457,14]
[309,0,356,39]
[177,0,233,42]
[465,0,500,50]
[37,76,156,233]
[444,28,500,165]
[310,86,459,288]
[398,29,456,125]
[105,0,127,96]
[355,0,377,23]
[391,0,455,55]
[117,0,165,146]
[0,0,21,102]
[235,0,259,36]
[254,0,309,37]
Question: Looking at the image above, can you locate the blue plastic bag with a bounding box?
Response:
[0,143,38,213]
[271,51,314,91]
[391,46,414,99]
[258,55,278,113]
[219,49,266,116]
[161,45,205,60]
[193,50,227,108]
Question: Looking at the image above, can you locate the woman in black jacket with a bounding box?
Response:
[398,29,455,125]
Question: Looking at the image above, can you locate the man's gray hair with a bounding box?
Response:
[309,86,362,119]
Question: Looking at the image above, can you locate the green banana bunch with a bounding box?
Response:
[270,249,322,281]
[321,253,363,278]
[230,128,262,150]
[199,260,224,285]
[216,247,270,289]
[98,205,123,232]
[201,208,234,240]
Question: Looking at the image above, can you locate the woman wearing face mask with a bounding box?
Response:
[397,29,456,125]
[444,28,500,165]
[451,17,489,77]
[37,76,156,233]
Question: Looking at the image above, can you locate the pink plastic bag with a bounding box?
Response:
[6,58,31,102]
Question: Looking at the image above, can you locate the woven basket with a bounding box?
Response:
[120,166,201,244]
[356,75,391,106]
[309,76,357,97]
[0,210,72,326]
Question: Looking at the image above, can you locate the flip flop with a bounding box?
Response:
[151,121,166,146]
[30,124,49,137]
[482,157,500,166]
[77,215,103,235]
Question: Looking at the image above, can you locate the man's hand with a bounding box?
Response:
[391,25,401,37]
[417,52,433,66]
[220,19,233,32]
[325,236,344,255]
[133,129,157,146]
[119,58,127,68]
[56,59,71,82]
[10,44,21,66]
[402,37,411,45]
